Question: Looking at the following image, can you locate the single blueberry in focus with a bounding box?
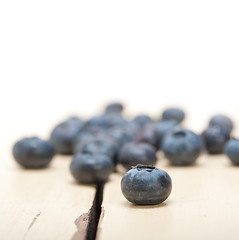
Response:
[224,138,239,165]
[161,107,185,123]
[75,138,119,165]
[49,116,84,155]
[202,126,230,154]
[209,114,234,134]
[133,114,153,127]
[70,153,113,184]
[121,164,172,205]
[162,128,203,166]
[13,137,55,169]
[118,142,157,170]
[155,120,178,149]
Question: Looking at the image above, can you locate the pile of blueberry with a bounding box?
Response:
[12,102,238,205]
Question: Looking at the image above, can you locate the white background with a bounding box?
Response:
[0,0,239,139]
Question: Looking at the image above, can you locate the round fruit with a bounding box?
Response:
[121,164,172,205]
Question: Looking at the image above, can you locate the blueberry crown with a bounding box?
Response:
[173,130,186,137]
[132,164,156,172]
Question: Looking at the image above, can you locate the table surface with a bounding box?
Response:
[1,135,239,240]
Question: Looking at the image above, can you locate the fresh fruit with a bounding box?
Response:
[75,138,119,165]
[70,153,113,184]
[104,102,124,115]
[121,164,172,205]
[161,107,185,123]
[155,119,178,149]
[49,117,84,155]
[13,137,55,169]
[202,126,230,154]
[135,123,158,147]
[133,114,153,127]
[209,114,233,134]
[162,128,203,165]
[224,138,239,164]
[118,142,157,170]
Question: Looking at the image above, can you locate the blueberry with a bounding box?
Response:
[104,102,124,115]
[70,153,113,184]
[161,107,185,123]
[209,114,233,134]
[162,128,203,165]
[106,127,131,147]
[224,138,239,165]
[84,114,128,130]
[13,137,55,169]
[155,120,178,149]
[49,117,84,155]
[120,121,141,142]
[118,142,157,170]
[121,164,172,205]
[75,138,119,165]
[133,114,153,127]
[135,123,158,147]
[202,126,230,154]
[73,129,108,151]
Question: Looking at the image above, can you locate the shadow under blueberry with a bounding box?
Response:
[125,201,167,209]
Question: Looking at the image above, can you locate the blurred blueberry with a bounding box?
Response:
[49,116,84,155]
[13,137,55,169]
[106,126,131,147]
[133,114,153,127]
[209,114,234,134]
[162,128,203,165]
[161,107,185,123]
[118,142,157,170]
[202,126,230,154]
[84,114,128,130]
[224,138,239,165]
[104,102,124,115]
[75,138,119,165]
[135,123,158,147]
[155,120,178,149]
[70,153,113,184]
[120,121,141,142]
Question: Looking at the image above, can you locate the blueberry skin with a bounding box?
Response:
[70,153,113,184]
[202,126,230,154]
[50,117,84,155]
[133,114,153,127]
[118,142,157,170]
[155,120,178,149]
[162,128,203,165]
[224,138,239,164]
[135,123,158,147]
[13,137,55,169]
[73,129,108,151]
[106,127,131,147]
[161,108,185,123]
[121,164,172,205]
[104,102,124,115]
[75,138,119,165]
[84,114,128,130]
[209,114,233,134]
